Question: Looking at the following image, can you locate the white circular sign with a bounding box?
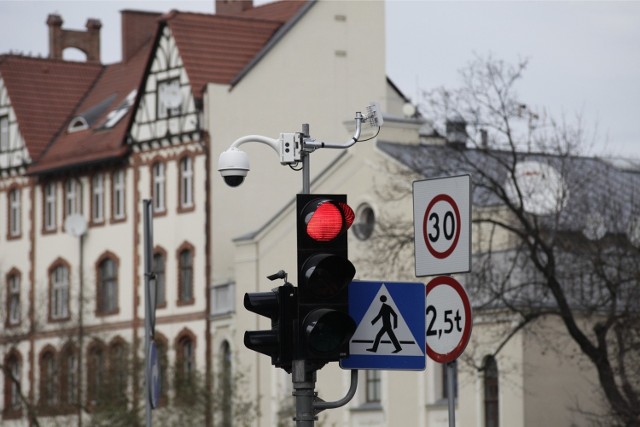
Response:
[425,276,472,363]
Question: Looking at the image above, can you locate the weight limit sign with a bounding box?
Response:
[425,275,472,364]
[413,175,471,277]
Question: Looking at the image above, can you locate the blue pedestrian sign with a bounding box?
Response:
[341,281,426,370]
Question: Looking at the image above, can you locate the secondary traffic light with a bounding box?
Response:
[244,283,295,372]
[296,194,356,366]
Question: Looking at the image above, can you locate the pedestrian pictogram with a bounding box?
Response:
[413,175,471,276]
[341,281,426,370]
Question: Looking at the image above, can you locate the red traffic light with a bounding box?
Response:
[304,199,354,242]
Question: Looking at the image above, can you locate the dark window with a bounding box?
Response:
[40,350,57,407]
[97,257,118,314]
[153,251,166,307]
[87,343,106,407]
[178,248,193,303]
[50,264,70,320]
[3,351,22,417]
[60,345,78,407]
[7,271,20,326]
[484,356,499,427]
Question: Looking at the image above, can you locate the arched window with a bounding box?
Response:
[96,254,118,315]
[155,335,169,406]
[153,249,166,307]
[177,244,194,305]
[39,348,58,408]
[484,356,499,427]
[87,341,106,408]
[175,330,196,402]
[60,343,78,408]
[6,269,21,326]
[109,339,128,402]
[49,261,70,321]
[220,341,232,426]
[3,350,22,417]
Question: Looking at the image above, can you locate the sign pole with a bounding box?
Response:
[447,361,456,427]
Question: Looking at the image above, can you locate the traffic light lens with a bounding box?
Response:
[306,201,355,242]
[305,309,356,353]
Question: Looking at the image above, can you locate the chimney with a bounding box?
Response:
[216,0,253,15]
[47,14,102,63]
[445,116,468,149]
[121,10,162,62]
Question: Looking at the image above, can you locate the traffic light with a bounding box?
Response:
[296,194,356,366]
[244,283,295,372]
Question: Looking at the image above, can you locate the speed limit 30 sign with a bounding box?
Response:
[413,175,471,277]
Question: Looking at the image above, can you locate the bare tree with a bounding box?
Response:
[371,55,640,426]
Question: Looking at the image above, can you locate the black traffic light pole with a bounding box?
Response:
[291,124,359,426]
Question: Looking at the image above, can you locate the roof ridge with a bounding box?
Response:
[162,8,290,24]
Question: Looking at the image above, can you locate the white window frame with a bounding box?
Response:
[152,162,166,213]
[51,265,70,320]
[180,156,194,209]
[9,188,21,237]
[0,115,9,152]
[44,182,57,231]
[112,170,126,220]
[8,273,20,325]
[92,174,105,223]
[65,179,82,216]
[210,283,235,316]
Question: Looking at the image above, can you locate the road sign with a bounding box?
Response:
[340,281,425,370]
[413,175,471,277]
[425,276,472,363]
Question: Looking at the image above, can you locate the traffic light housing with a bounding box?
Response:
[296,194,356,365]
[244,283,295,372]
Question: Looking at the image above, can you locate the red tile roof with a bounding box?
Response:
[165,0,308,95]
[2,0,308,174]
[0,55,102,162]
[27,41,153,174]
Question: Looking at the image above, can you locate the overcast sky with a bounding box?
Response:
[1,0,639,156]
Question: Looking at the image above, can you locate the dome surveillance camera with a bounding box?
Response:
[218,147,250,187]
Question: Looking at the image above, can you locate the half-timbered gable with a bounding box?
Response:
[0,76,29,175]
[129,25,200,149]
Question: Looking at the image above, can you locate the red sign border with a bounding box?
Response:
[422,194,461,259]
[425,275,472,363]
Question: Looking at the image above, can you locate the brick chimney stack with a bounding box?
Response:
[121,10,162,62]
[47,14,102,63]
[216,0,253,15]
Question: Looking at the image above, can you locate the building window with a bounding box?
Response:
[97,256,118,314]
[157,78,182,119]
[112,169,126,220]
[60,344,78,407]
[179,156,194,210]
[353,203,375,241]
[43,182,57,231]
[0,115,9,152]
[155,336,169,406]
[87,342,106,408]
[178,246,194,304]
[365,370,381,403]
[220,341,232,426]
[152,162,166,214]
[65,179,82,217]
[8,188,21,238]
[442,361,458,400]
[109,340,128,402]
[210,283,234,316]
[3,350,22,417]
[50,263,70,320]
[175,332,195,403]
[7,270,21,326]
[91,174,105,224]
[40,349,58,408]
[484,356,499,427]
[153,250,166,307]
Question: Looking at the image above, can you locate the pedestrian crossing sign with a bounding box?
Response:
[340,281,426,370]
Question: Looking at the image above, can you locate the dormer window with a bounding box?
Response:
[102,90,137,129]
[68,117,89,133]
[157,78,182,119]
